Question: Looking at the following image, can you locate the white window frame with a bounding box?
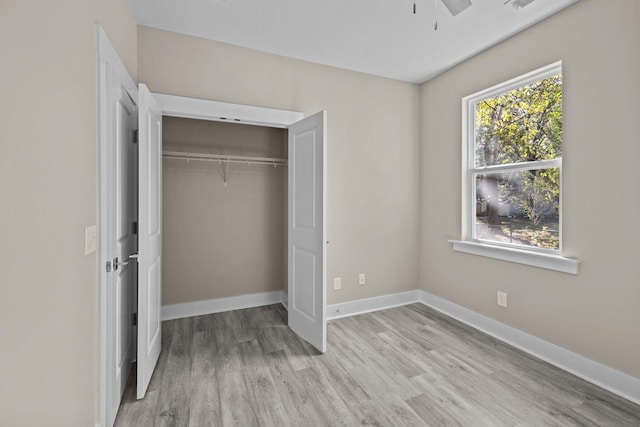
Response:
[451,61,579,274]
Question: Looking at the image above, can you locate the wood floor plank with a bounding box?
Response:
[406,392,466,427]
[265,349,316,427]
[293,366,357,426]
[313,349,371,404]
[331,324,424,400]
[188,315,223,427]
[115,303,640,427]
[154,317,193,427]
[237,338,284,426]
[212,321,241,374]
[217,368,259,426]
[411,368,522,426]
[326,320,370,369]
[571,395,640,427]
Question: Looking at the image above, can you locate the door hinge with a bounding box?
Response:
[106,260,112,273]
[132,221,138,235]
[133,129,139,143]
[132,313,138,326]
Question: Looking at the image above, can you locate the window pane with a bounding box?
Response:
[474,74,562,167]
[475,169,559,250]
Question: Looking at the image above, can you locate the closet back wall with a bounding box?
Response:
[163,117,286,305]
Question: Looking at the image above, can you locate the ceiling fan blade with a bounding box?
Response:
[441,0,472,16]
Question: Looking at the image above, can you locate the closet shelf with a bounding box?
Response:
[162,150,287,166]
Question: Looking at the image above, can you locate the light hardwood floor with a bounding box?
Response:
[115,303,640,426]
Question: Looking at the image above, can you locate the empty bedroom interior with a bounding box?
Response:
[0,0,639,426]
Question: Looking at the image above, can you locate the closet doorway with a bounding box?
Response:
[153,92,328,369]
[162,117,288,310]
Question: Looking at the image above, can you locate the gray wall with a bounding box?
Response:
[0,1,138,425]
[139,26,422,305]
[420,0,640,379]
[163,117,286,304]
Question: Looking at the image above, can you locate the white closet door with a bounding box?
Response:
[288,111,327,353]
[137,84,163,399]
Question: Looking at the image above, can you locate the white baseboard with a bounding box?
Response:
[282,291,289,311]
[418,290,640,406]
[326,290,420,320]
[162,290,284,321]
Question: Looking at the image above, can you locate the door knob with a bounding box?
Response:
[113,253,139,270]
[113,256,127,270]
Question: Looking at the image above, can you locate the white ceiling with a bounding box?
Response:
[129,0,579,84]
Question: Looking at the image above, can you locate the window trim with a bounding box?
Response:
[450,240,579,274]
[453,61,579,274]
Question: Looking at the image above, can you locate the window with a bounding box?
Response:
[452,61,579,274]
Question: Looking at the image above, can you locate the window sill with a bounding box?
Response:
[450,240,580,274]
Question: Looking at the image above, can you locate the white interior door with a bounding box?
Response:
[99,27,138,426]
[288,111,327,353]
[111,80,137,408]
[137,84,163,399]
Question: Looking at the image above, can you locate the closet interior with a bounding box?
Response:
[162,116,288,307]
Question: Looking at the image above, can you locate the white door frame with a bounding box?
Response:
[151,93,303,128]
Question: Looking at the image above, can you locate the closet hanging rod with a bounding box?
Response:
[162,150,287,166]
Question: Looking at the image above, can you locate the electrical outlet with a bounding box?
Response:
[333,277,342,291]
[358,273,366,286]
[85,225,97,255]
[497,291,508,308]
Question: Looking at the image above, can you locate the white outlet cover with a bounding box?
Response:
[497,291,508,308]
[333,277,342,291]
[85,225,97,255]
[358,273,365,286]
